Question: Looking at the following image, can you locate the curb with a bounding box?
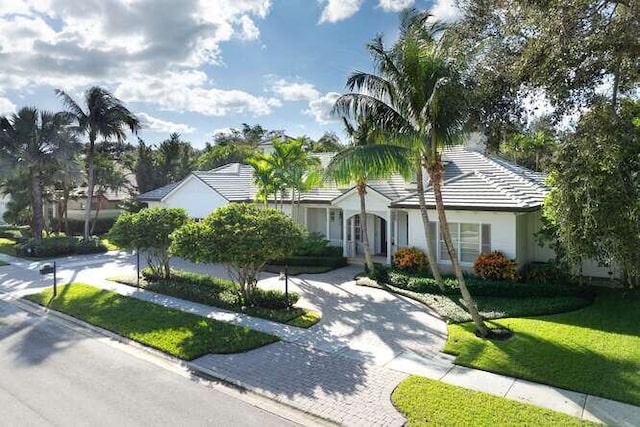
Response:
[10,296,334,427]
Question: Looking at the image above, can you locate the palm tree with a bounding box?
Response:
[326,116,412,271]
[56,86,140,239]
[248,154,277,208]
[334,12,490,336]
[0,107,76,242]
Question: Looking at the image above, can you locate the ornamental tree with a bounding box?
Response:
[108,207,189,279]
[170,204,304,304]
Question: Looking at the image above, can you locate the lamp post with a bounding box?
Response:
[284,264,290,310]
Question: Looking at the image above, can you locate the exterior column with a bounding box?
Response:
[342,212,348,257]
[304,206,308,227]
[386,211,392,265]
[326,207,331,240]
[394,210,399,251]
[350,215,356,257]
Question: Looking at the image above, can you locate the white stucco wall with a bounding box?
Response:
[162,176,228,219]
[406,209,517,271]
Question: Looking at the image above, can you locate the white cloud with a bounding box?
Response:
[138,112,196,134]
[378,0,414,12]
[319,0,364,23]
[0,0,272,92]
[0,96,16,115]
[430,0,461,23]
[270,79,320,101]
[116,71,281,117]
[304,92,341,124]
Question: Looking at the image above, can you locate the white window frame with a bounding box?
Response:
[437,222,490,266]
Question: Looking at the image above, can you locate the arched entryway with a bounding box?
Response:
[344,213,388,260]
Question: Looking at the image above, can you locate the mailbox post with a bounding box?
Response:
[39,262,57,296]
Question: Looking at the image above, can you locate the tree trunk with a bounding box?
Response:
[357,181,375,272]
[63,187,70,236]
[30,169,44,243]
[415,164,444,290]
[84,147,96,240]
[90,192,102,235]
[428,159,489,337]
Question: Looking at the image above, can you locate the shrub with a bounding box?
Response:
[76,237,108,255]
[67,217,117,236]
[15,236,76,258]
[521,262,570,284]
[365,262,391,283]
[253,288,299,309]
[393,247,429,272]
[269,255,347,268]
[473,251,519,281]
[294,232,342,257]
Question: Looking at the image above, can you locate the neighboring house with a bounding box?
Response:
[139,142,616,278]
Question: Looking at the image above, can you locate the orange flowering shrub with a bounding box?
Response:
[473,251,518,281]
[393,247,428,272]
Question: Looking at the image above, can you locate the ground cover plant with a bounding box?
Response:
[267,232,347,274]
[393,376,593,426]
[445,289,640,406]
[110,269,320,328]
[26,283,278,359]
[362,267,592,323]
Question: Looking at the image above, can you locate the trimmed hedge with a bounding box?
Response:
[387,269,588,298]
[14,236,108,258]
[269,255,348,268]
[66,217,117,236]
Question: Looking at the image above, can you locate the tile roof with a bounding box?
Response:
[138,146,549,211]
[391,147,548,211]
[138,181,181,201]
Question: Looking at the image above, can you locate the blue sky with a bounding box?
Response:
[0,0,459,148]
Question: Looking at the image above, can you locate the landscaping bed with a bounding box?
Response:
[0,235,110,259]
[392,376,592,426]
[444,289,640,406]
[110,269,321,328]
[25,283,278,360]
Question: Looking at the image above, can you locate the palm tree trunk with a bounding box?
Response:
[84,149,95,240]
[415,164,444,290]
[90,192,102,235]
[30,169,44,243]
[63,187,70,236]
[428,160,489,337]
[357,182,374,271]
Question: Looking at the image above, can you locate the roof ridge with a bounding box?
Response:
[486,155,546,188]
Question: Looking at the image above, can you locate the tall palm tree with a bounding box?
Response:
[334,12,490,336]
[248,154,277,208]
[56,86,140,239]
[326,116,412,271]
[0,107,76,242]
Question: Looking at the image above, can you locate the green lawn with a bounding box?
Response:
[26,283,278,360]
[393,376,593,426]
[0,260,8,266]
[445,290,640,406]
[100,238,120,251]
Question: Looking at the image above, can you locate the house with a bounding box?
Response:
[139,141,617,278]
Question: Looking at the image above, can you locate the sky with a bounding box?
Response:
[0,0,461,149]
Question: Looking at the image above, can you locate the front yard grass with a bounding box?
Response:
[0,260,8,266]
[109,270,321,328]
[445,289,640,406]
[0,237,17,257]
[25,283,278,360]
[393,376,593,426]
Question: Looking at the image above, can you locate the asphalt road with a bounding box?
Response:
[0,300,301,427]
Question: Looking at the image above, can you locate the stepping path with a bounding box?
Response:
[3,253,640,426]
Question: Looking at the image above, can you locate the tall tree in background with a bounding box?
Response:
[310,132,344,153]
[451,0,639,148]
[326,116,412,271]
[545,98,640,287]
[157,133,196,184]
[0,108,76,242]
[56,86,140,239]
[335,11,490,336]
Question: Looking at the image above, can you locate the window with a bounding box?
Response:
[437,223,491,264]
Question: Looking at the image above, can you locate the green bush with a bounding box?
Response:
[294,232,343,257]
[253,288,299,309]
[67,217,117,236]
[269,255,347,268]
[521,262,570,284]
[76,237,108,255]
[365,262,391,283]
[15,236,76,257]
[386,269,586,298]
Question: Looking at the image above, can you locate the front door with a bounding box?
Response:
[380,217,387,255]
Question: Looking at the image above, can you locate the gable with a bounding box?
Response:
[164,175,228,218]
[332,186,390,213]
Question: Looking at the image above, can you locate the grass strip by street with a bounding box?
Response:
[392,376,593,426]
[444,289,640,406]
[109,271,320,328]
[25,283,278,360]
